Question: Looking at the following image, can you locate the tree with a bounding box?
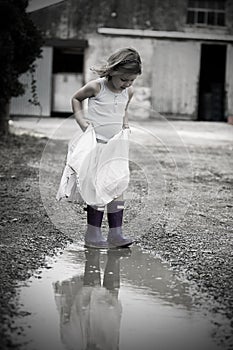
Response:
[0,0,44,135]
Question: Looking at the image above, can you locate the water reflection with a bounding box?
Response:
[9,244,224,350]
[54,248,131,350]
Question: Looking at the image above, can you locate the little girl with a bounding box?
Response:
[58,47,142,249]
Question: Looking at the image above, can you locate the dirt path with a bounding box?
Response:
[0,134,72,349]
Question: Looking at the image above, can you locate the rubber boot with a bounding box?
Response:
[84,249,101,286]
[107,201,133,248]
[84,205,108,249]
[103,248,132,292]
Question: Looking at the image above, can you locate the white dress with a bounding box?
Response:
[56,78,130,206]
[88,77,129,142]
[56,125,130,206]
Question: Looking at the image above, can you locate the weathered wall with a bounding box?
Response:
[152,40,200,117]
[31,0,233,38]
[30,0,186,38]
[226,0,233,34]
[30,2,69,38]
[70,0,187,32]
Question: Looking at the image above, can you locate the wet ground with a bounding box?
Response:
[7,244,227,350]
[0,116,233,349]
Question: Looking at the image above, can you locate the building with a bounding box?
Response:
[10,0,233,122]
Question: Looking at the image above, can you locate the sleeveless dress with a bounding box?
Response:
[88,77,129,141]
[56,78,130,206]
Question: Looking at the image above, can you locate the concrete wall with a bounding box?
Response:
[30,0,187,36]
[226,0,233,34]
[31,0,233,37]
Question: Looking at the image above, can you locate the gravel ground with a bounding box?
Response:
[0,120,233,349]
[137,142,233,349]
[0,134,72,350]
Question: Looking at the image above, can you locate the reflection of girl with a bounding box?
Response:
[57,47,142,249]
[54,249,130,350]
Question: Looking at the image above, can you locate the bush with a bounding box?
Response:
[0,0,44,133]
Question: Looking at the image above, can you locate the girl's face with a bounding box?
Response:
[108,73,138,92]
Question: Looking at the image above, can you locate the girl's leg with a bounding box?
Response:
[107,198,133,248]
[85,205,108,248]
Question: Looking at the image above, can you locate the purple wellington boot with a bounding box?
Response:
[107,201,134,248]
[84,205,108,249]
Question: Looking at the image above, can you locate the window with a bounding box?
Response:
[187,0,226,27]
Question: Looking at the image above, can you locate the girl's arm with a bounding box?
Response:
[71,80,100,131]
[123,86,134,129]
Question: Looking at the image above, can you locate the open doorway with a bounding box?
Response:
[198,44,226,121]
[52,47,84,116]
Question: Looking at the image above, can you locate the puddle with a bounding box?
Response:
[9,244,224,350]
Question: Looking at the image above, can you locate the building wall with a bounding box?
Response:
[30,0,186,37]
[11,0,233,120]
[30,0,233,37]
[226,0,233,34]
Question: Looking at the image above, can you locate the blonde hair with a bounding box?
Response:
[91,47,142,79]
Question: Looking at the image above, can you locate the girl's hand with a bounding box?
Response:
[123,124,130,129]
[79,119,91,132]
[123,124,131,134]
